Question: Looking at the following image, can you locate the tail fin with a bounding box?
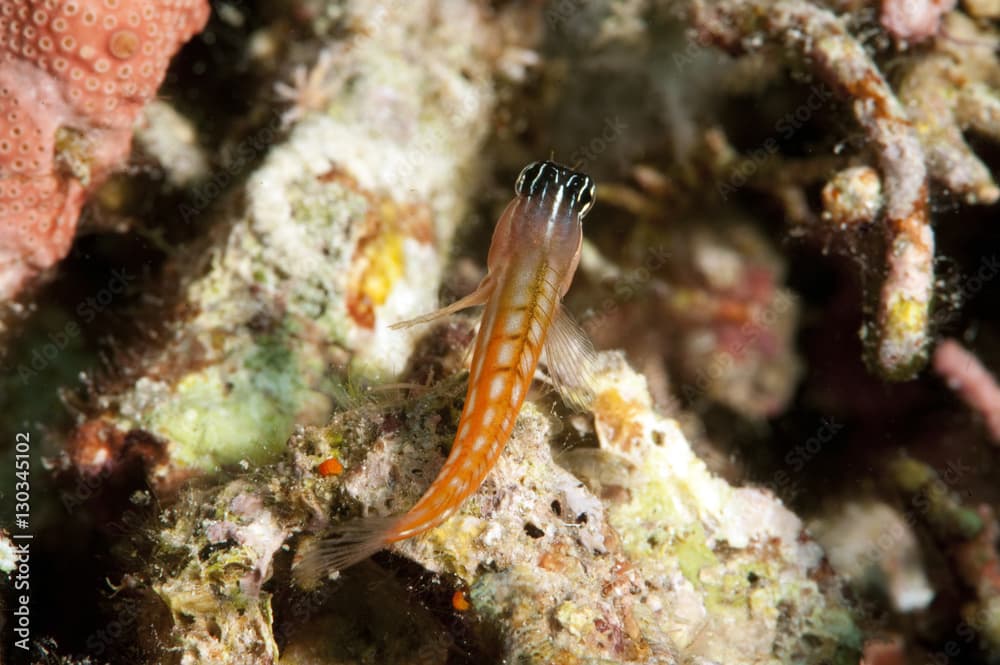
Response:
[293,516,399,588]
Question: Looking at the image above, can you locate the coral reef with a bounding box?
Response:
[897,11,1000,205]
[889,455,1000,658]
[2,0,1000,663]
[0,0,209,299]
[691,0,934,380]
[141,350,859,664]
[133,100,210,189]
[879,0,956,42]
[65,0,508,491]
[810,500,934,612]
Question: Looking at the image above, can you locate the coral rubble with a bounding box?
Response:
[691,0,934,380]
[897,11,1000,205]
[142,351,859,664]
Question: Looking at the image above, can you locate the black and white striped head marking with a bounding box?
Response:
[515,161,596,218]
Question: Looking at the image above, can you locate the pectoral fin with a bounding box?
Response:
[390,276,494,330]
[540,304,600,411]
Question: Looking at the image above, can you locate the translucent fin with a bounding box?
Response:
[390,277,494,330]
[540,304,600,411]
[292,515,399,588]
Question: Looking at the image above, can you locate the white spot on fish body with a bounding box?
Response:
[489,374,507,399]
[505,311,527,334]
[497,343,516,366]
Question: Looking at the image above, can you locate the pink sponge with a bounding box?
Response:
[0,0,209,299]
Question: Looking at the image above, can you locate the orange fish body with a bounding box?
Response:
[295,161,597,584]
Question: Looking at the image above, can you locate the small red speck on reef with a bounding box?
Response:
[317,457,344,477]
[452,590,470,612]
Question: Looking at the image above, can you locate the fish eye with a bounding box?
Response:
[515,162,544,196]
[576,180,595,216]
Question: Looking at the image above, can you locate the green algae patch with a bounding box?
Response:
[144,358,351,474]
[146,354,302,471]
[672,525,720,585]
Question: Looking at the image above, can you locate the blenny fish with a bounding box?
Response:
[295,160,599,585]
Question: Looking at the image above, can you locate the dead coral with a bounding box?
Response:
[138,349,859,664]
[821,166,884,232]
[564,354,857,663]
[880,0,956,43]
[810,500,934,613]
[133,101,211,189]
[690,0,935,380]
[154,482,286,664]
[898,11,1000,205]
